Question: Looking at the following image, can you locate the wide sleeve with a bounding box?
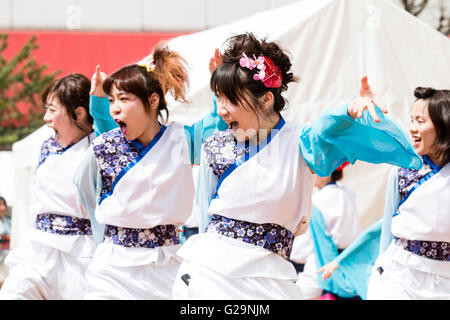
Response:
[299,101,423,177]
[196,146,219,233]
[90,95,117,136]
[310,206,358,298]
[324,172,397,299]
[184,95,228,165]
[379,167,400,254]
[332,219,383,300]
[73,146,105,245]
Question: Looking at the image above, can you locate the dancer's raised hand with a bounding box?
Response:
[89,64,108,97]
[348,76,388,123]
[209,48,222,74]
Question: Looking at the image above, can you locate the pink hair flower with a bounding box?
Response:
[254,55,266,70]
[253,69,266,81]
[240,53,255,70]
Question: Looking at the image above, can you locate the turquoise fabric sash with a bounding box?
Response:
[335,219,382,300]
[311,204,383,299]
[310,206,358,298]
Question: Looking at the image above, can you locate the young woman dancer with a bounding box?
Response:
[367,87,450,299]
[0,74,96,300]
[75,43,227,299]
[297,163,362,300]
[171,33,422,300]
[318,87,450,300]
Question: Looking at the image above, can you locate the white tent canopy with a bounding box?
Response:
[155,0,450,229]
[10,0,450,248]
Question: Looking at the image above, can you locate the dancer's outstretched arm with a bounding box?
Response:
[299,77,422,177]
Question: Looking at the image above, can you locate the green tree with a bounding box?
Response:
[0,34,59,150]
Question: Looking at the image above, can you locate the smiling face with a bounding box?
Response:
[43,94,80,147]
[409,99,438,158]
[109,85,158,145]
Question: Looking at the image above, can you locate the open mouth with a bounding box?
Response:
[115,119,127,135]
[411,137,423,149]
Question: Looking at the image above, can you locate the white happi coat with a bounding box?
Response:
[30,132,97,254]
[95,122,194,229]
[207,122,313,235]
[392,163,450,243]
[85,122,195,300]
[368,163,450,300]
[312,183,360,250]
[175,122,314,299]
[0,132,96,300]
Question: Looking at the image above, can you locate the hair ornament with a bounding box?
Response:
[239,52,282,88]
[139,56,156,73]
[336,161,350,171]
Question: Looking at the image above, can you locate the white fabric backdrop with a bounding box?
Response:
[8,0,450,248]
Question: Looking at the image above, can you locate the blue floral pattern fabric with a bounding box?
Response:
[92,128,141,199]
[35,213,92,235]
[397,162,432,200]
[206,214,294,260]
[103,224,180,248]
[203,129,249,177]
[38,136,65,167]
[397,238,449,261]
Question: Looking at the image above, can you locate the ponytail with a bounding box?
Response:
[152,43,190,104]
[103,42,190,122]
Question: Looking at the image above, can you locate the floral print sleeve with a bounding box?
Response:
[38,136,65,167]
[92,128,141,200]
[202,129,248,178]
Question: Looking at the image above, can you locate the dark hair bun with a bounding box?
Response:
[222,33,297,91]
[213,33,298,113]
[414,87,436,100]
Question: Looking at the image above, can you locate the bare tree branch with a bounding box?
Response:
[402,0,429,16]
[437,0,450,36]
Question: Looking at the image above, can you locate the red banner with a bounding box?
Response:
[1,30,187,79]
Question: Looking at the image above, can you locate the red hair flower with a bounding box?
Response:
[239,53,282,88]
[336,161,350,171]
[261,56,282,88]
